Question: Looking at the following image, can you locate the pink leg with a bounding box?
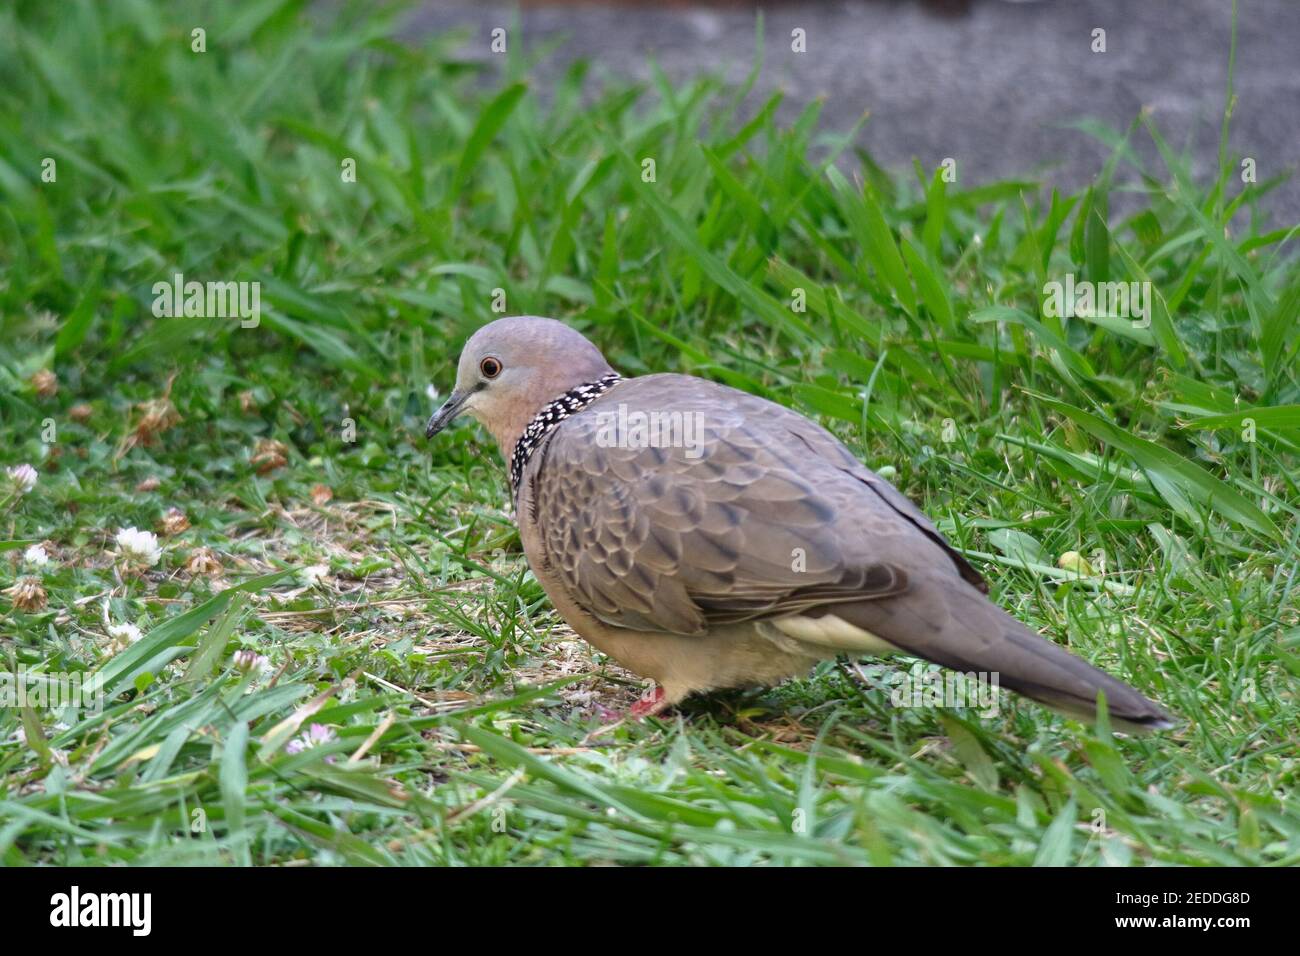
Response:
[628,685,668,719]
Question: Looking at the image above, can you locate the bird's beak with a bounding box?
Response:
[425,389,471,439]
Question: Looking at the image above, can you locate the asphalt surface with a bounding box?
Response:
[400,0,1300,225]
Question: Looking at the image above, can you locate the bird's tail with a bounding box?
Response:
[821,574,1176,732]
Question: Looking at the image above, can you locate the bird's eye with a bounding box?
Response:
[480,356,503,379]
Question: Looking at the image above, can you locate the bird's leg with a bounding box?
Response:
[628,684,668,719]
[581,685,670,744]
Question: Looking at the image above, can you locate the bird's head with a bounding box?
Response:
[424,315,615,456]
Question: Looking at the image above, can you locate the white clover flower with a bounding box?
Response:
[301,563,329,587]
[115,526,163,567]
[286,722,336,756]
[105,620,144,654]
[7,464,38,494]
[23,544,51,567]
[233,649,273,678]
[108,621,143,644]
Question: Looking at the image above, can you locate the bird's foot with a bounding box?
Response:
[581,686,669,744]
[629,685,668,719]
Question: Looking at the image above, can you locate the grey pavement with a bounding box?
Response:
[399,0,1300,225]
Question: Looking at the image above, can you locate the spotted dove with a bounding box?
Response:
[426,316,1173,730]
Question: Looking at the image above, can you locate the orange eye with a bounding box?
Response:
[480,356,502,379]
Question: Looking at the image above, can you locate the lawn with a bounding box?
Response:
[1,0,1297,866]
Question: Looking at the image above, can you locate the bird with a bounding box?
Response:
[425,315,1174,732]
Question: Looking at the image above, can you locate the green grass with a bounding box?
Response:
[1,0,1297,866]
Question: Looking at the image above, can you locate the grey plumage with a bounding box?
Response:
[427,317,1174,731]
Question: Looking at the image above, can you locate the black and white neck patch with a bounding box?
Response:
[509,372,622,497]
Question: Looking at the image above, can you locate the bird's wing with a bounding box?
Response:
[725,387,989,592]
[526,375,951,636]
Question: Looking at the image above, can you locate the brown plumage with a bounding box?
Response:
[426,316,1174,731]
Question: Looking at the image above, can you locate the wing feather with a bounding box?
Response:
[527,375,950,635]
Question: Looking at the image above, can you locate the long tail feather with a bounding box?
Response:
[826,574,1175,731]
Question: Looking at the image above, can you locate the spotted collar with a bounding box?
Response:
[509,372,622,497]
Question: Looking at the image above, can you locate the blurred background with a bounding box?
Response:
[403,0,1300,223]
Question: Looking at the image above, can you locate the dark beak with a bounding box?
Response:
[425,390,471,439]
